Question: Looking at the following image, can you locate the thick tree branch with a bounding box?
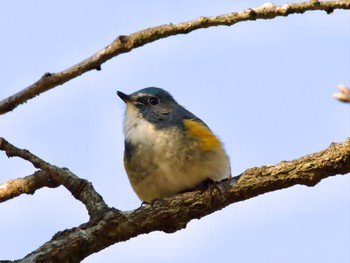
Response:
[0,0,349,114]
[1,137,349,263]
[0,137,108,218]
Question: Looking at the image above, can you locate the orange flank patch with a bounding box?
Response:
[183,119,221,152]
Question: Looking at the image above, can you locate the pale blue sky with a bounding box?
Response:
[1,1,349,262]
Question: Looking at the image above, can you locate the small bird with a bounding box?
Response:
[117,87,231,202]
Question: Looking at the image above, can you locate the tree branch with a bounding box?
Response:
[0,0,349,114]
[1,1,349,262]
[0,137,108,218]
[1,137,349,262]
[333,84,350,103]
[0,170,59,203]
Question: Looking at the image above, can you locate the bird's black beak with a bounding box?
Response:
[117,91,132,103]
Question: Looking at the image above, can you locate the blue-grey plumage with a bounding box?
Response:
[117,87,231,202]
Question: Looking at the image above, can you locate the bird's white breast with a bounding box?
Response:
[124,107,158,144]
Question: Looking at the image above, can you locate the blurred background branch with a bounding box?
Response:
[333,84,350,103]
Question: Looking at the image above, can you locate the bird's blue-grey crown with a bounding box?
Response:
[118,87,206,130]
[131,87,177,103]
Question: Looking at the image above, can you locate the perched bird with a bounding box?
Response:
[117,87,231,202]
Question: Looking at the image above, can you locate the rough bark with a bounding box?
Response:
[1,137,349,262]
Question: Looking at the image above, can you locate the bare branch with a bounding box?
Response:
[1,1,349,261]
[6,137,349,263]
[0,170,59,203]
[0,0,349,115]
[0,137,108,218]
[333,84,350,103]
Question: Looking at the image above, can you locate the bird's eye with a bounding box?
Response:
[149,97,160,105]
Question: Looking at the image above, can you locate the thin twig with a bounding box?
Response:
[0,170,59,203]
[0,1,349,114]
